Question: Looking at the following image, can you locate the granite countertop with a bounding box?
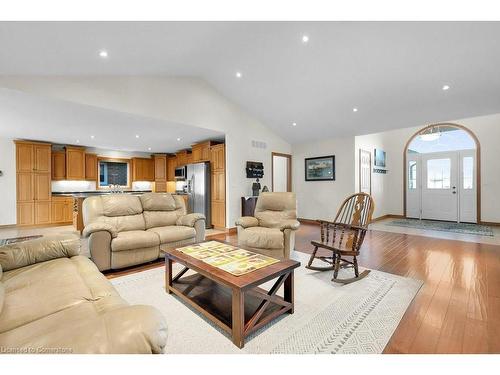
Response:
[52,190,152,198]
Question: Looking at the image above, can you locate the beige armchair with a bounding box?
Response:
[235,192,300,259]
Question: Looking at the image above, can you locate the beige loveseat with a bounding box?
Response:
[0,234,167,354]
[235,192,300,259]
[83,193,205,271]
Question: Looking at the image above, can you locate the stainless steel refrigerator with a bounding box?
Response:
[185,162,211,228]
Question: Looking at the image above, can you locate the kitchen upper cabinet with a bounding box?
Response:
[167,156,177,181]
[16,142,34,172]
[34,144,51,173]
[51,151,66,180]
[132,157,155,182]
[175,150,190,167]
[192,141,214,162]
[85,153,98,180]
[65,146,86,180]
[154,154,167,181]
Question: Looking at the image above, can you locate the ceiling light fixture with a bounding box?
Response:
[302,35,309,43]
[135,134,140,138]
[176,137,181,142]
[442,84,450,91]
[148,147,152,151]
[90,135,95,139]
[76,139,80,144]
[352,108,358,112]
[292,122,297,127]
[235,72,242,78]
[99,50,108,58]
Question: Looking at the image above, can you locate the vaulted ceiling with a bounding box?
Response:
[1,21,500,143]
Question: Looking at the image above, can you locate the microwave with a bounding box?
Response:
[175,166,186,179]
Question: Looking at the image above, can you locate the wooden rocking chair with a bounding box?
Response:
[306,193,375,284]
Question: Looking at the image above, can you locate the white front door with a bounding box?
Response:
[421,152,458,221]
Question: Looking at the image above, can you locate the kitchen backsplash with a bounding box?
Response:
[51,180,153,192]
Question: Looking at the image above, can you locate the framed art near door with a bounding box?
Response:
[305,155,335,181]
[359,149,371,194]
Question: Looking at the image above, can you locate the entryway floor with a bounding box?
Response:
[370,218,500,245]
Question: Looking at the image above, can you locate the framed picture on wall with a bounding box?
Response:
[305,155,335,181]
[374,148,386,168]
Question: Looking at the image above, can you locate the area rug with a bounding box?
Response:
[0,235,43,246]
[110,252,422,354]
[386,218,494,236]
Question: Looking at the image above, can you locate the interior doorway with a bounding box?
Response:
[272,152,292,192]
[404,124,479,223]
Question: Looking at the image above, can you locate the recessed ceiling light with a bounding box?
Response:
[99,50,108,58]
[352,108,358,112]
[148,147,152,151]
[76,139,80,144]
[235,72,242,78]
[176,137,181,142]
[442,84,450,91]
[135,134,140,138]
[90,135,95,139]
[302,35,309,43]
[292,122,297,127]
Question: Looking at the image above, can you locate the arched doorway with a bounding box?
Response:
[403,123,480,223]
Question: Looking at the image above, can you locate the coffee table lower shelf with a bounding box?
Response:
[165,259,296,348]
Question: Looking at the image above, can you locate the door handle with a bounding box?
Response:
[452,191,457,194]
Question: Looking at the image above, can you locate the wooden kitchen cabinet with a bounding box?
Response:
[85,153,98,180]
[65,146,86,180]
[51,196,73,224]
[192,141,214,162]
[175,150,190,167]
[210,143,226,229]
[153,154,167,192]
[15,141,52,226]
[51,151,66,180]
[132,157,155,181]
[167,156,177,181]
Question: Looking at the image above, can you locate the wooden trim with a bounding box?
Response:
[370,214,405,223]
[271,152,292,192]
[479,221,500,227]
[402,123,481,224]
[96,156,132,190]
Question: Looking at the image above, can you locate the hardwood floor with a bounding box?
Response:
[105,224,500,354]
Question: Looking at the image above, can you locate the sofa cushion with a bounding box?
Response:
[0,281,4,315]
[101,214,146,233]
[111,231,160,252]
[0,256,124,334]
[102,195,143,217]
[147,226,196,244]
[238,227,284,249]
[140,193,176,211]
[143,211,178,229]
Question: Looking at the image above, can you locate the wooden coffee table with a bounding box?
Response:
[161,241,300,348]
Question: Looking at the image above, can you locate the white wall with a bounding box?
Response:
[292,137,355,221]
[0,136,16,225]
[0,76,292,227]
[354,113,500,222]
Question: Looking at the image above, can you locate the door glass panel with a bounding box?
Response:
[463,156,473,189]
[408,161,417,189]
[427,158,451,189]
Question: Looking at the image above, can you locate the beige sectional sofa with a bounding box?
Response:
[83,193,205,271]
[0,234,167,354]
